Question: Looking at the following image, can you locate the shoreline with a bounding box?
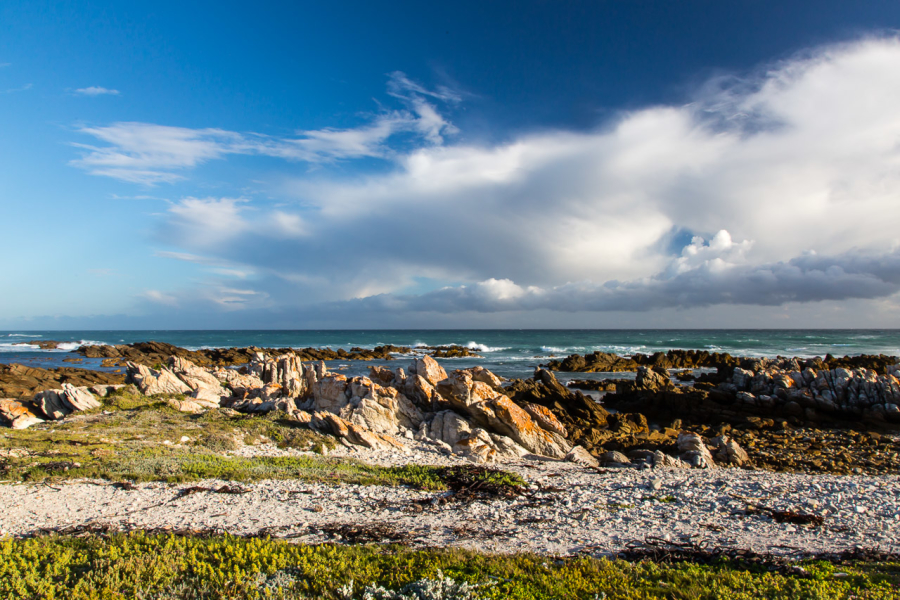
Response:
[3,443,898,559]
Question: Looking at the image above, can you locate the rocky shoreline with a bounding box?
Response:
[2,343,899,473]
[1,342,899,563]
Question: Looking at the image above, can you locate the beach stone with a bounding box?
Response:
[565,445,600,468]
[600,451,632,467]
[711,435,750,467]
[677,432,717,469]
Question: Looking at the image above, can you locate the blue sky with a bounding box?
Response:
[3,1,900,328]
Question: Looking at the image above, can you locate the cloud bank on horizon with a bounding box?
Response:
[64,37,900,325]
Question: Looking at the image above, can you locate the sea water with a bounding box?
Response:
[1,329,899,381]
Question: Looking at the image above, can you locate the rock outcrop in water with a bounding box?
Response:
[79,341,416,367]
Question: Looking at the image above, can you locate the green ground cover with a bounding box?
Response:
[1,533,897,599]
[0,389,523,490]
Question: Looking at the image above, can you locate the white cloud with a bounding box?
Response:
[75,86,120,96]
[137,37,900,321]
[70,73,459,184]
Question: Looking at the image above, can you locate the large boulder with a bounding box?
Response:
[126,362,192,396]
[0,398,44,429]
[437,370,570,458]
[310,374,350,413]
[346,377,423,434]
[32,383,101,420]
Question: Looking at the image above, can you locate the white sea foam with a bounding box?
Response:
[540,346,567,353]
[465,341,508,353]
[6,334,40,338]
[0,339,106,352]
[0,343,39,352]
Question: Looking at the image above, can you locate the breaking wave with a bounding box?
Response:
[465,341,508,353]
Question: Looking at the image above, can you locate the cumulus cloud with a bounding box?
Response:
[80,37,900,321]
[74,86,120,96]
[70,73,459,185]
[344,245,900,314]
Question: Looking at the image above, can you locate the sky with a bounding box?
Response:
[3,0,900,329]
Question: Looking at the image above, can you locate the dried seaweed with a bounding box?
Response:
[174,484,250,499]
[318,522,409,544]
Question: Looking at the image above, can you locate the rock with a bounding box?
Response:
[409,355,448,387]
[677,432,717,469]
[32,390,72,420]
[632,367,673,392]
[59,383,101,412]
[651,450,691,469]
[0,398,44,429]
[343,377,423,434]
[653,450,691,469]
[310,374,350,413]
[404,375,442,409]
[310,412,405,451]
[368,366,396,387]
[470,366,504,390]
[600,451,632,467]
[505,369,610,453]
[418,410,474,446]
[520,402,568,437]
[565,445,600,468]
[166,398,210,413]
[126,362,192,396]
[88,384,124,398]
[545,351,639,373]
[437,370,571,458]
[711,435,750,467]
[0,362,124,399]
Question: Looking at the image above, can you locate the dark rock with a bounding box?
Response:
[78,342,415,367]
[505,369,611,452]
[0,363,125,399]
[544,352,638,373]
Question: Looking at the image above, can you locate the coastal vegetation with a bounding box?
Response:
[0,387,523,490]
[1,532,898,599]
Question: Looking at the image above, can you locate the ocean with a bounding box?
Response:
[2,330,899,382]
